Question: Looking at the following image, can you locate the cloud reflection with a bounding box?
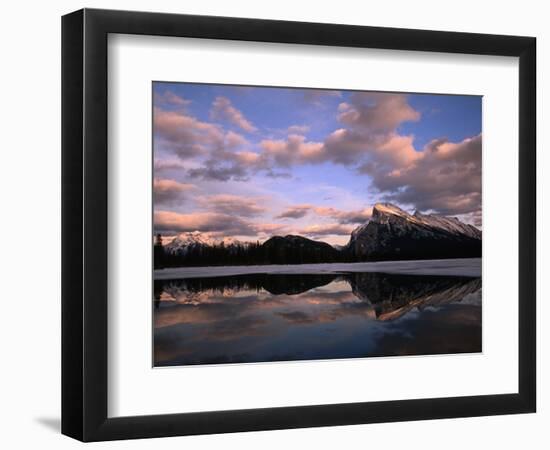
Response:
[154,272,481,366]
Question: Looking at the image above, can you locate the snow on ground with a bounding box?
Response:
[154,258,481,280]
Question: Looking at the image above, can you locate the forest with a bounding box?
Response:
[153,235,346,269]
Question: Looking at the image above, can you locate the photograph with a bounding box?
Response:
[0,0,542,446]
[152,82,483,367]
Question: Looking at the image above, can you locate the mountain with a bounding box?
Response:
[158,232,342,267]
[346,203,481,261]
[156,203,481,267]
[412,210,481,240]
[156,272,481,323]
[347,272,481,321]
[261,235,342,264]
[165,232,251,256]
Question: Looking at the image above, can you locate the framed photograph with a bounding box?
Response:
[62,8,536,441]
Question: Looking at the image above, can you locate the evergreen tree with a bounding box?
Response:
[153,234,165,269]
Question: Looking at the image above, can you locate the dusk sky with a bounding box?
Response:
[153,82,482,246]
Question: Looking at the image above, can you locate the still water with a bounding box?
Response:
[154,271,481,366]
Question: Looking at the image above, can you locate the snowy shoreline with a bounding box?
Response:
[154,257,481,280]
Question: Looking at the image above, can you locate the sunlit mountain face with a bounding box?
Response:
[154,271,481,366]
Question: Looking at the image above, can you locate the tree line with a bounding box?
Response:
[153,234,349,269]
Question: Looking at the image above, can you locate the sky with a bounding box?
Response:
[153,82,482,246]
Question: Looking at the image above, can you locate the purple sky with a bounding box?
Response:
[153,82,482,245]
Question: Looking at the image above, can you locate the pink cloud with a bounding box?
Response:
[154,210,256,236]
[198,194,267,217]
[153,91,192,109]
[313,206,373,224]
[259,122,418,169]
[375,134,421,167]
[210,96,257,133]
[225,130,248,148]
[260,135,324,166]
[254,223,290,236]
[155,93,424,181]
[276,204,372,224]
[337,92,420,132]
[275,204,312,219]
[154,107,224,158]
[233,151,262,165]
[362,134,482,219]
[153,178,196,205]
[154,210,297,239]
[298,223,355,237]
[154,158,187,171]
[323,128,379,165]
[187,149,267,182]
[153,87,480,224]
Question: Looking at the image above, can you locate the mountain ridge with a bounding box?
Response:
[156,203,481,267]
[346,202,481,261]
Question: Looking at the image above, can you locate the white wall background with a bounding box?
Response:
[0,1,546,448]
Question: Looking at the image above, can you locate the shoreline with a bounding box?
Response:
[154,257,481,280]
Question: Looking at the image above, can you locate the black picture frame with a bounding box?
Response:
[62,8,536,442]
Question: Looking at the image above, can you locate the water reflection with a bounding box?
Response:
[154,272,481,366]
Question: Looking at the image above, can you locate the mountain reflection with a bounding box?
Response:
[154,272,481,366]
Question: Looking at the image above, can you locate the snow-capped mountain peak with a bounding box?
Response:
[412,210,481,239]
[372,202,411,219]
[164,232,251,255]
[347,202,481,260]
[167,231,208,246]
[370,202,481,238]
[370,202,425,228]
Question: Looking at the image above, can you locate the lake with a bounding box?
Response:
[153,261,481,366]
